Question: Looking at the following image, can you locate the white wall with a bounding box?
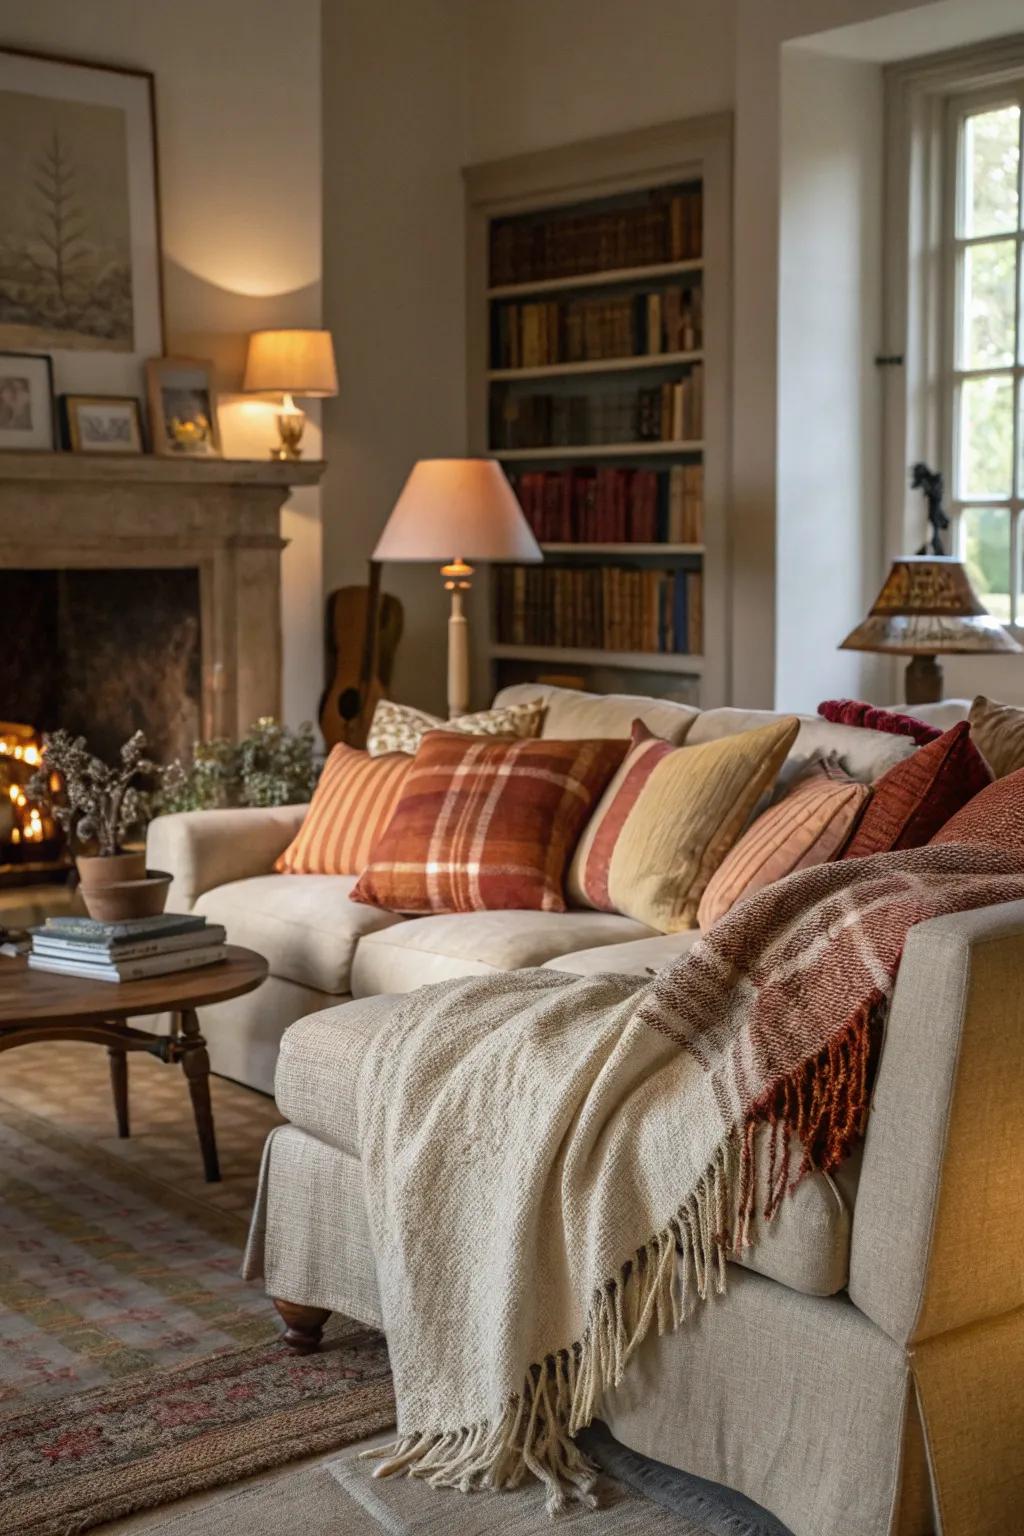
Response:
[0,0,323,731]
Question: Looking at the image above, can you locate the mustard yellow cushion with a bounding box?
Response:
[968,695,1024,779]
[602,715,799,931]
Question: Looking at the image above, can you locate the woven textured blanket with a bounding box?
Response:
[356,843,1024,1513]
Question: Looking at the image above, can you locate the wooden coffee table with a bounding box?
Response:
[0,946,268,1183]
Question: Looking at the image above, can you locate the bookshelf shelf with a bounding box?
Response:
[496,440,703,462]
[489,644,704,675]
[488,350,703,383]
[540,542,704,555]
[486,259,702,300]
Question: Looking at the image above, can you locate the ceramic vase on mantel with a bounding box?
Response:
[76,850,172,923]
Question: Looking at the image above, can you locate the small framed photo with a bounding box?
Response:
[0,351,55,450]
[60,394,144,453]
[146,357,221,457]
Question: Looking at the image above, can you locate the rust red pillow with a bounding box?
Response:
[818,699,940,747]
[930,767,1024,848]
[842,722,992,857]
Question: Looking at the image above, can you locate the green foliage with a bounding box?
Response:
[28,729,158,856]
[157,719,318,814]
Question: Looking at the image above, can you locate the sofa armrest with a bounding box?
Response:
[147,805,309,912]
[848,899,1024,1347]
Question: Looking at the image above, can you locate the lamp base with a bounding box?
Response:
[905,654,943,706]
[441,560,474,718]
[270,394,306,460]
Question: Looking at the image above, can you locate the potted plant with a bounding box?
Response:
[29,729,170,922]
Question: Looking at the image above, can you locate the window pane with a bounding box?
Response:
[962,506,1012,623]
[961,240,1016,368]
[962,106,1020,237]
[959,375,1014,498]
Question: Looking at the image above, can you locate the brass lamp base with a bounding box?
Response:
[904,654,943,706]
[269,393,306,460]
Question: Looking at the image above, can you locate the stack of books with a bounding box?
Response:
[489,186,702,286]
[511,464,703,545]
[491,370,702,450]
[27,913,227,983]
[494,564,703,655]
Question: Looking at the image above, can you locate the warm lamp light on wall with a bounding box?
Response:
[243,329,338,460]
[373,459,542,718]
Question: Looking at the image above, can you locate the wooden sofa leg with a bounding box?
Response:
[273,1298,331,1353]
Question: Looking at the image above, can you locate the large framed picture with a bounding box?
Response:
[0,48,164,396]
[146,357,221,457]
[0,351,55,450]
[60,393,144,453]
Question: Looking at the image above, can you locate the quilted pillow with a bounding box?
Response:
[930,766,1024,847]
[366,697,545,757]
[818,698,940,747]
[275,743,411,875]
[350,731,627,914]
[842,722,991,858]
[697,757,869,930]
[968,695,1024,778]
[568,715,799,931]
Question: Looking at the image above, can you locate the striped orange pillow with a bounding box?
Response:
[275,744,411,876]
[350,731,627,914]
[568,722,676,911]
[696,757,869,930]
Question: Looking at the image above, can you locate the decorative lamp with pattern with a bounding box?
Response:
[840,556,1021,704]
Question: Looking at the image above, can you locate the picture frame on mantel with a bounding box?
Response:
[146,357,222,457]
[0,351,56,451]
[59,393,145,454]
[0,47,165,399]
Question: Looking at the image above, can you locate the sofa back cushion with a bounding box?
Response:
[493,682,698,745]
[350,731,627,915]
[967,695,1024,779]
[817,698,941,746]
[687,706,917,787]
[275,744,411,876]
[843,722,992,857]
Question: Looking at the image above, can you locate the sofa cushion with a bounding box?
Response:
[687,707,916,787]
[351,908,654,997]
[545,930,701,977]
[193,874,404,995]
[279,992,857,1296]
[493,682,698,744]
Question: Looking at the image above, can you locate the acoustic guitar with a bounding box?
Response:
[318,564,404,750]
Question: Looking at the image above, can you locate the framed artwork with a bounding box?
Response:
[146,357,221,457]
[60,393,144,453]
[0,351,55,450]
[0,48,164,396]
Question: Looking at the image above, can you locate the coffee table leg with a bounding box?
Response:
[107,1045,130,1138]
[179,1008,221,1183]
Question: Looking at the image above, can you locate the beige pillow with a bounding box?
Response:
[366,698,545,758]
[592,715,799,932]
[968,695,1024,778]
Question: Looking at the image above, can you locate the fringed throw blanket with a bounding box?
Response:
[357,844,1024,1512]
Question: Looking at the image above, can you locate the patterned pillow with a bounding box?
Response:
[568,715,799,931]
[817,698,940,747]
[350,732,627,914]
[968,695,1024,778]
[367,698,545,757]
[275,744,411,875]
[842,722,991,858]
[930,766,1024,847]
[696,757,869,930]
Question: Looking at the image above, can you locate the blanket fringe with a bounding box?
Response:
[364,1002,875,1515]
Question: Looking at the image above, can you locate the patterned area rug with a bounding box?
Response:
[0,1045,395,1534]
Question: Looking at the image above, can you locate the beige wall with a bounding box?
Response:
[0,0,323,731]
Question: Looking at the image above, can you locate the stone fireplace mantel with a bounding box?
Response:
[0,453,324,740]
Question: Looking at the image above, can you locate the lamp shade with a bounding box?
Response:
[840,556,1022,656]
[243,329,338,397]
[373,459,542,563]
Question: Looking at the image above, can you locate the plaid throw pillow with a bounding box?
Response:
[275,744,411,876]
[350,731,627,914]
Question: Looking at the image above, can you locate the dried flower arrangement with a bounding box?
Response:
[28,729,158,857]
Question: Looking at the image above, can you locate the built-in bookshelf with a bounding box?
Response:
[464,116,732,707]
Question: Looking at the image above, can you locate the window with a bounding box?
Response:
[948,91,1023,624]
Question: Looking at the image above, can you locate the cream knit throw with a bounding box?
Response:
[357,844,1024,1512]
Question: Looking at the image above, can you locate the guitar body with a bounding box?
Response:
[319,571,404,749]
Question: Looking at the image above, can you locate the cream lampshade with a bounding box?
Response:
[243,329,338,460]
[374,458,542,718]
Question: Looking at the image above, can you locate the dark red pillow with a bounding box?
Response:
[818,698,940,747]
[843,722,991,857]
[930,767,1024,848]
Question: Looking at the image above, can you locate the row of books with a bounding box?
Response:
[491,285,703,369]
[494,565,703,656]
[491,369,703,449]
[27,913,226,983]
[490,189,703,287]
[510,465,703,545]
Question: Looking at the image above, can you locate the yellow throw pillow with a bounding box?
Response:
[968,695,1024,779]
[601,716,799,931]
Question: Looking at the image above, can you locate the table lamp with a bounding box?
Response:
[243,329,338,460]
[840,555,1021,704]
[374,459,542,718]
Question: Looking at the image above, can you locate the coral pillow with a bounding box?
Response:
[569,715,799,931]
[968,695,1024,778]
[697,757,870,930]
[350,731,627,914]
[818,699,940,747]
[275,744,411,875]
[930,767,1024,847]
[842,722,991,858]
[366,697,545,757]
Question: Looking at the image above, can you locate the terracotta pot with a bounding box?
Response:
[76,853,171,923]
